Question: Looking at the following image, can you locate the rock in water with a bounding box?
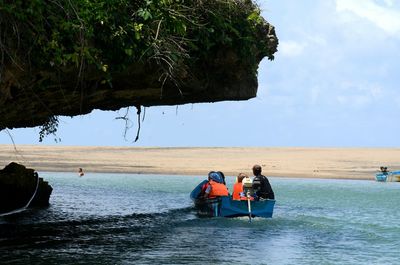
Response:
[0,162,52,214]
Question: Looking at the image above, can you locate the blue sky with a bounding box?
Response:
[1,0,400,147]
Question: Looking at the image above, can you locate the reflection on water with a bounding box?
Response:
[1,173,400,264]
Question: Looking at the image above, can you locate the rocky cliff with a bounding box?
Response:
[0,162,52,214]
[0,0,278,130]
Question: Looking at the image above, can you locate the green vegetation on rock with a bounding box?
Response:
[1,0,274,81]
[0,0,278,136]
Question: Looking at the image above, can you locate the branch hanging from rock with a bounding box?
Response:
[114,104,142,142]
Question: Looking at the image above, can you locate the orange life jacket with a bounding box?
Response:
[232,182,243,200]
[208,180,229,198]
[232,182,254,201]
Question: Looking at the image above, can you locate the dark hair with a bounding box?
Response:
[217,171,225,179]
[237,173,246,183]
[217,171,225,184]
[252,164,262,175]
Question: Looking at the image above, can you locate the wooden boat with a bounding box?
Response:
[375,170,400,182]
[190,180,275,218]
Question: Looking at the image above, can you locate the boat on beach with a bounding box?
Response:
[375,173,388,182]
[190,180,275,218]
[375,170,400,182]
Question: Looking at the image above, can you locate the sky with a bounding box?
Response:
[1,0,400,147]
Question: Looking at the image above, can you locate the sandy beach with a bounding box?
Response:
[1,144,399,180]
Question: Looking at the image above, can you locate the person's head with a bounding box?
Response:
[237,173,247,183]
[208,171,223,183]
[252,164,262,176]
[217,171,225,180]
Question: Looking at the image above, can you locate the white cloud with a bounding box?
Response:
[279,40,305,57]
[360,84,383,98]
[383,0,394,7]
[278,35,329,59]
[310,87,321,104]
[336,94,371,107]
[335,82,384,107]
[306,35,328,47]
[336,0,400,35]
[394,94,400,106]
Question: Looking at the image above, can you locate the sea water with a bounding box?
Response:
[1,173,400,265]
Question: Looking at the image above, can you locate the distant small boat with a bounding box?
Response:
[375,171,400,182]
[190,180,275,218]
[375,173,388,182]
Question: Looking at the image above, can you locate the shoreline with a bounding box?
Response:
[1,145,400,180]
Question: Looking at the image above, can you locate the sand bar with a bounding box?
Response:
[1,145,399,180]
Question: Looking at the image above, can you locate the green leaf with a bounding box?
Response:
[125,48,133,56]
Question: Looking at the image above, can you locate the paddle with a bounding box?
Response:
[242,176,253,222]
[247,191,252,223]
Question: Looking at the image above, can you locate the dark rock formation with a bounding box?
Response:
[0,162,52,214]
[0,0,278,130]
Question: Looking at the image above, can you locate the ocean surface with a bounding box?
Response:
[1,173,400,265]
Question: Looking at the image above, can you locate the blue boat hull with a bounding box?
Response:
[375,173,388,182]
[190,180,275,218]
[375,171,400,182]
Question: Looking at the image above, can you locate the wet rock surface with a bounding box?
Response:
[0,162,52,214]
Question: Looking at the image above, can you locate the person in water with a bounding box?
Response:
[203,171,229,199]
[251,164,274,200]
[78,168,84,177]
[232,173,246,200]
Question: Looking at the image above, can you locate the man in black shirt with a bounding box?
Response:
[252,164,275,200]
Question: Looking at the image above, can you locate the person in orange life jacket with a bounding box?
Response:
[232,173,254,201]
[252,164,274,200]
[232,173,246,200]
[203,172,229,198]
[199,174,212,198]
[199,171,220,197]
